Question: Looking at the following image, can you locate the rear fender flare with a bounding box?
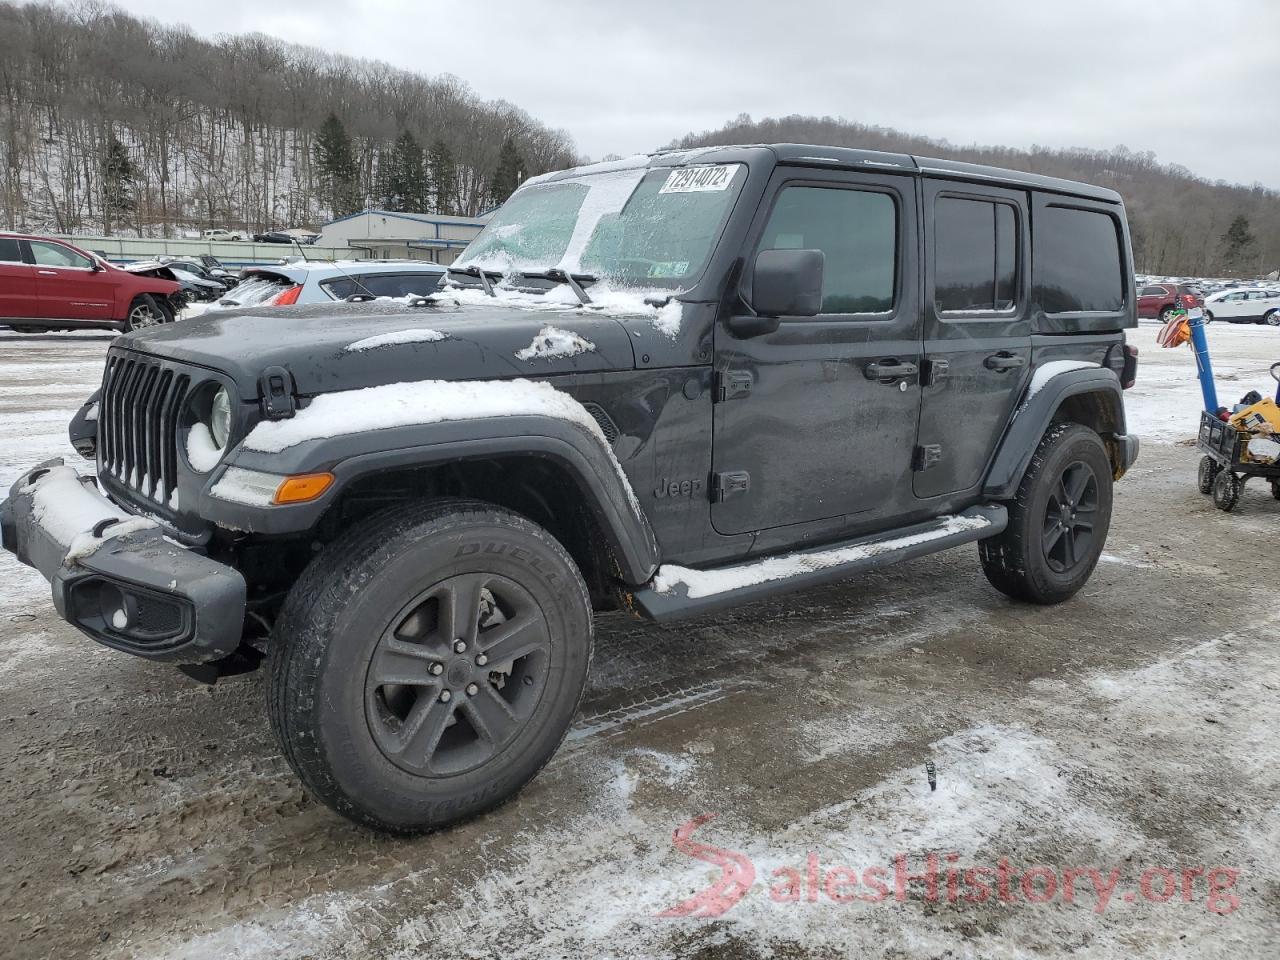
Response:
[984,368,1128,499]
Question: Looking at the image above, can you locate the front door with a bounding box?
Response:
[914,181,1032,499]
[0,237,36,319]
[28,239,115,321]
[711,167,921,536]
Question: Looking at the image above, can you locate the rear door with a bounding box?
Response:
[1136,284,1170,318]
[29,240,115,320]
[711,166,921,536]
[0,237,36,319]
[915,181,1031,499]
[1215,291,1249,321]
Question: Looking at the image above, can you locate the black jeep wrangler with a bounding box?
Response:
[1,144,1139,832]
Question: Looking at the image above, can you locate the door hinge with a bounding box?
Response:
[913,444,943,471]
[257,365,297,420]
[921,358,949,386]
[714,370,753,403]
[711,470,751,502]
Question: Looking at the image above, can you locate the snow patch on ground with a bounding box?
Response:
[515,326,595,361]
[344,328,448,352]
[652,514,989,599]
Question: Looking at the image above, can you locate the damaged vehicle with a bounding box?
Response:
[0,234,182,332]
[1,144,1140,833]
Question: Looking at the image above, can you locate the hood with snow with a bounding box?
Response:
[118,290,689,398]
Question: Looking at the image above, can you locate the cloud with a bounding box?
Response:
[61,0,1280,187]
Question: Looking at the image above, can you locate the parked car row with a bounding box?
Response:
[1,231,447,332]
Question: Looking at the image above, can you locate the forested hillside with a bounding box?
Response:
[670,115,1280,278]
[0,1,576,236]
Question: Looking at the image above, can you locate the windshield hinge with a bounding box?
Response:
[258,365,297,420]
[714,370,753,403]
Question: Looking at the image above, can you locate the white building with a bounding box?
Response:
[316,209,492,265]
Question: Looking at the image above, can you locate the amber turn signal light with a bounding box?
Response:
[272,472,335,505]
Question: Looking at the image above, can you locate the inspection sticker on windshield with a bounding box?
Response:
[659,165,738,194]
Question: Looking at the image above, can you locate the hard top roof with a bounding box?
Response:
[534,143,1122,204]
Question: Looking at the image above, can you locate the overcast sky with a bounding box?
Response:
[82,0,1280,188]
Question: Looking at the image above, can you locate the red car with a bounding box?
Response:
[0,233,181,333]
[1136,282,1204,322]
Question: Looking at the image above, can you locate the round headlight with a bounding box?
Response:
[209,386,232,449]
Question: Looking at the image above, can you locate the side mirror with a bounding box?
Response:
[751,248,824,319]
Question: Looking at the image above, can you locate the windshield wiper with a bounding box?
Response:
[518,268,596,305]
[448,264,501,297]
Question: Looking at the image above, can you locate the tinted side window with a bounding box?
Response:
[757,186,896,314]
[1035,206,1124,313]
[30,240,92,268]
[361,273,444,298]
[0,238,21,262]
[321,277,358,300]
[1139,285,1164,297]
[934,197,1018,313]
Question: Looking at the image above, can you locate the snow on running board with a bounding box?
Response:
[651,514,991,599]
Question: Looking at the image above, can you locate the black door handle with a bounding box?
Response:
[865,360,919,381]
[984,352,1026,371]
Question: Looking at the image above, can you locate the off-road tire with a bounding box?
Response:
[1212,471,1241,512]
[268,498,593,833]
[124,294,171,331]
[978,423,1113,605]
[1197,456,1220,494]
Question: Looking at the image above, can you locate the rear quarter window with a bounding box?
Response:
[1034,205,1125,314]
[0,237,21,262]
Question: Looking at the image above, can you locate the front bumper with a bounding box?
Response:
[0,458,246,663]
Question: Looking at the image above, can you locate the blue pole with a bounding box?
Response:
[1187,309,1218,413]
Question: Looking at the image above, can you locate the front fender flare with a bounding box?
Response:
[200,414,661,585]
[984,368,1130,499]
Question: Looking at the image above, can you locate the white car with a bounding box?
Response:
[214,259,447,309]
[1203,288,1280,326]
[202,229,245,242]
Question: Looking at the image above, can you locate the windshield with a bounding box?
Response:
[455,162,747,290]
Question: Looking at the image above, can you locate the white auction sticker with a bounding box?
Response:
[659,164,740,194]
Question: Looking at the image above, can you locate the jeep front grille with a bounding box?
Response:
[99,354,190,508]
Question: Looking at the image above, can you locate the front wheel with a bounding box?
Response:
[979,423,1113,605]
[1212,471,1241,512]
[268,499,593,833]
[1264,310,1280,327]
[124,294,172,331]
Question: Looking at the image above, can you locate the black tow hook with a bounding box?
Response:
[177,645,265,685]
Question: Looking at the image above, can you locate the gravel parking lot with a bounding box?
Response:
[2,322,1277,959]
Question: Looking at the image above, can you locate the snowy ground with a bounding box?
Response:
[1,321,1278,959]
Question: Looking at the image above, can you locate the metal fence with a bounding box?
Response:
[53,235,352,268]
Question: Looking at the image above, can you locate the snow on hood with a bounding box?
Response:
[515,326,595,361]
[438,283,683,340]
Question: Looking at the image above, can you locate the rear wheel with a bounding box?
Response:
[1212,471,1241,512]
[1197,456,1220,494]
[268,499,593,833]
[979,423,1113,605]
[1159,306,1175,323]
[124,294,171,331]
[1203,310,1214,323]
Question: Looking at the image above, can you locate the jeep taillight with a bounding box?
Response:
[269,285,302,306]
[1121,344,1138,389]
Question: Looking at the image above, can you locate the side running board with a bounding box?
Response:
[631,505,1007,622]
